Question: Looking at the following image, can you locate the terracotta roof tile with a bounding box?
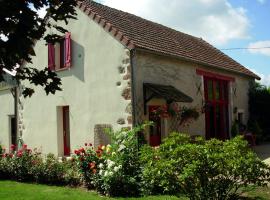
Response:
[78,0,260,79]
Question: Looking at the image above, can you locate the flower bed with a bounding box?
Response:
[1,124,270,199]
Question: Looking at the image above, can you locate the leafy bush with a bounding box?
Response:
[73,143,101,189]
[74,124,150,197]
[4,144,40,182]
[94,126,143,197]
[140,133,270,199]
[0,144,81,186]
[33,154,80,186]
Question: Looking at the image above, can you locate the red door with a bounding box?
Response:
[149,106,162,146]
[204,77,229,140]
[63,106,70,156]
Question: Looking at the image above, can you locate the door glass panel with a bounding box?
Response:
[215,81,220,100]
[207,80,213,100]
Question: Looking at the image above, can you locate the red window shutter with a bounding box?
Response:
[65,32,71,68]
[48,43,55,70]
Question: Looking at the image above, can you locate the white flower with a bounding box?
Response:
[107,160,115,169]
[98,163,104,169]
[114,166,119,172]
[118,144,126,152]
[99,170,103,176]
[104,171,108,177]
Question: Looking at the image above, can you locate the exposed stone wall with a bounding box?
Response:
[94,124,112,148]
[116,48,133,129]
[17,86,25,140]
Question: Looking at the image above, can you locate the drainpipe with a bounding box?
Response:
[130,49,137,127]
[13,86,19,149]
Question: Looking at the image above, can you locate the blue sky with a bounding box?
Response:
[97,0,270,85]
[224,0,270,83]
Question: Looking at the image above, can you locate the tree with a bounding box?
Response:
[0,0,82,97]
[249,81,270,140]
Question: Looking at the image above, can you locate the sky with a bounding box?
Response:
[96,0,270,86]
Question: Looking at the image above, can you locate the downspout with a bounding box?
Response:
[130,49,137,127]
[11,85,19,149]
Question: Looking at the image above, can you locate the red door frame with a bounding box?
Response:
[63,106,70,156]
[204,77,229,140]
[148,106,162,146]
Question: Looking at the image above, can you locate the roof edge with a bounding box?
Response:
[77,1,136,50]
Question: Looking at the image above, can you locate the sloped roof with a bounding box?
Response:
[78,0,260,79]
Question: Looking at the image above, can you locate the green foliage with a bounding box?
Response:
[74,123,151,197]
[248,120,263,143]
[249,81,270,140]
[0,145,80,186]
[231,121,239,138]
[33,154,81,186]
[140,133,270,199]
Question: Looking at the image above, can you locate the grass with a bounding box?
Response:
[0,180,269,200]
[0,180,181,200]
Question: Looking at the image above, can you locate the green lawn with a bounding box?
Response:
[0,180,269,200]
[0,180,181,200]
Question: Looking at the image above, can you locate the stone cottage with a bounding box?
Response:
[0,0,259,155]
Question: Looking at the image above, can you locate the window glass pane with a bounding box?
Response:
[60,39,65,68]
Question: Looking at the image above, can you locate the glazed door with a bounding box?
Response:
[149,106,162,146]
[63,106,70,156]
[204,77,229,140]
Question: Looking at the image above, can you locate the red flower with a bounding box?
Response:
[84,143,88,147]
[88,162,96,169]
[22,144,27,149]
[27,149,32,154]
[10,144,16,151]
[98,145,103,150]
[74,150,80,155]
[92,169,97,174]
[17,152,22,157]
[79,147,85,153]
[9,154,13,158]
[89,143,92,147]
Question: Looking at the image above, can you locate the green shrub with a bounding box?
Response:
[33,154,81,186]
[0,145,81,186]
[94,126,144,197]
[74,124,150,197]
[7,145,40,182]
[140,133,270,199]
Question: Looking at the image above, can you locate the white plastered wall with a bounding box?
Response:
[14,8,131,155]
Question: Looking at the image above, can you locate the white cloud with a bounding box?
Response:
[248,40,270,56]
[101,0,250,45]
[257,0,266,4]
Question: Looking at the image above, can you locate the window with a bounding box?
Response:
[48,32,71,71]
